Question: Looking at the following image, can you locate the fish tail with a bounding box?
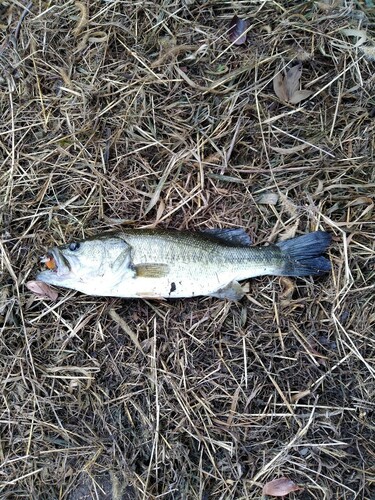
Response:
[276,231,332,277]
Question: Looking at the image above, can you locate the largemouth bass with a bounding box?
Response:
[36,228,331,300]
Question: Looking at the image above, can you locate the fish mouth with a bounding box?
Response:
[39,248,71,278]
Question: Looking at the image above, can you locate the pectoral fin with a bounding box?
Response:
[135,263,169,278]
[210,281,247,301]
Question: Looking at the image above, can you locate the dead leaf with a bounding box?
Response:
[72,1,88,37]
[285,64,302,100]
[291,389,311,402]
[263,477,301,497]
[273,64,314,104]
[314,179,324,196]
[270,143,309,154]
[315,1,337,12]
[155,198,165,222]
[279,277,295,300]
[257,192,279,205]
[273,72,288,102]
[348,196,373,207]
[228,15,248,46]
[288,89,314,104]
[306,342,328,367]
[25,281,58,301]
[361,45,375,62]
[340,28,367,48]
[347,197,374,222]
[278,194,299,218]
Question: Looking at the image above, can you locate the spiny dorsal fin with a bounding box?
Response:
[135,263,169,278]
[201,228,252,246]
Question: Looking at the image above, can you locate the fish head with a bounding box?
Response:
[36,236,133,293]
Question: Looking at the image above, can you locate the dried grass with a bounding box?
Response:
[1,1,374,498]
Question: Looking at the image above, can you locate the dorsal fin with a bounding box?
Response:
[201,228,252,246]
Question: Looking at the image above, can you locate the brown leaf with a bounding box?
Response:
[273,64,313,104]
[270,143,310,154]
[348,196,373,207]
[279,276,295,300]
[228,15,248,46]
[285,64,302,100]
[273,72,288,102]
[257,192,279,205]
[25,281,58,301]
[288,89,314,104]
[291,389,311,402]
[263,477,301,497]
[306,343,328,367]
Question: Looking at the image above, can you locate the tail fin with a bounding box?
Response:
[276,231,332,277]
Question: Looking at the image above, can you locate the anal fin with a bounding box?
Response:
[209,281,248,301]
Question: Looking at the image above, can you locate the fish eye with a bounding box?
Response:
[68,242,80,251]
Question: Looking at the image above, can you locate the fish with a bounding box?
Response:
[36,228,332,300]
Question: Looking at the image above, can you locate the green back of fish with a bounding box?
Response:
[116,229,282,272]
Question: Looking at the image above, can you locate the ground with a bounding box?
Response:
[0,1,374,499]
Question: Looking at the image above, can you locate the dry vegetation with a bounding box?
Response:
[1,0,374,498]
